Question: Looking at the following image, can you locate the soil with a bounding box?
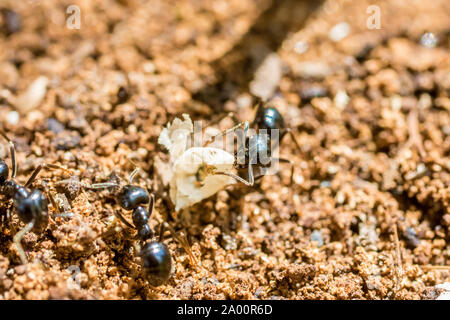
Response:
[0,0,449,300]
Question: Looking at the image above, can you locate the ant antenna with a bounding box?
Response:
[0,129,17,178]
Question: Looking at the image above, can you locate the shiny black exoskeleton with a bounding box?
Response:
[141,241,172,287]
[1,132,50,264]
[225,102,299,186]
[253,105,285,133]
[116,184,153,241]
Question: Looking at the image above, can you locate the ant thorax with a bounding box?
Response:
[158,114,236,211]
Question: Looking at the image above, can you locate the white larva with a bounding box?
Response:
[158,114,236,211]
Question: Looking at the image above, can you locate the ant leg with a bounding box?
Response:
[203,121,249,147]
[0,130,17,178]
[272,157,294,185]
[14,220,35,264]
[25,163,72,188]
[162,222,198,266]
[46,189,60,215]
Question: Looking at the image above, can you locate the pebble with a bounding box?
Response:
[143,61,155,73]
[294,41,309,54]
[328,22,350,42]
[320,181,331,188]
[334,90,349,109]
[52,132,81,151]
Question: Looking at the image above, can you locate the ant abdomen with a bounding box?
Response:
[141,241,172,287]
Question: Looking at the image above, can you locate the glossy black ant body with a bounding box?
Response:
[60,167,195,286]
[113,174,172,287]
[203,100,301,186]
[0,131,66,264]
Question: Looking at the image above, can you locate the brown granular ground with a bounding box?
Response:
[0,0,449,300]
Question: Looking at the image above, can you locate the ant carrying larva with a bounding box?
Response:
[158,99,302,211]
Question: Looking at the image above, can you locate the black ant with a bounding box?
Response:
[0,130,69,264]
[202,100,302,187]
[58,166,196,286]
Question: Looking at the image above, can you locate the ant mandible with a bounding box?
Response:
[0,130,68,264]
[201,99,302,187]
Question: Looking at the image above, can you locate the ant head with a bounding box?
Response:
[117,185,150,211]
